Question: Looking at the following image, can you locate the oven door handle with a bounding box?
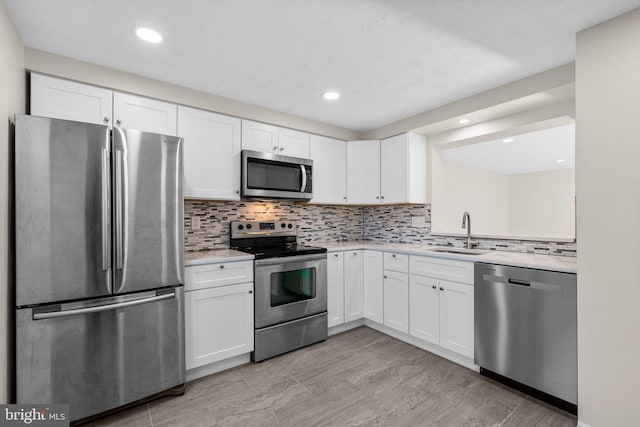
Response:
[254,253,327,267]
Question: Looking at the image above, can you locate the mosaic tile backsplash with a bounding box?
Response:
[185,201,577,257]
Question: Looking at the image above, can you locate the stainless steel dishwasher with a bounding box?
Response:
[474,263,577,413]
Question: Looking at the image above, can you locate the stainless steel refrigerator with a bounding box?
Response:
[14,115,185,422]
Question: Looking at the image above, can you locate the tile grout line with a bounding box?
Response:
[498,395,528,427]
[291,374,311,394]
[147,403,154,427]
[236,370,254,390]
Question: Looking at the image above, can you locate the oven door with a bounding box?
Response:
[242,150,313,200]
[254,253,327,328]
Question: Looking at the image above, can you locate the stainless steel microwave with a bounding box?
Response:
[241,150,313,200]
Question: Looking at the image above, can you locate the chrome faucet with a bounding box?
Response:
[461,211,477,249]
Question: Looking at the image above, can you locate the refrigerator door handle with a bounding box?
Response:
[33,292,175,320]
[115,149,124,270]
[101,148,110,271]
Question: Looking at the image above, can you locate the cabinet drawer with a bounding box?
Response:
[185,261,254,291]
[384,252,409,273]
[409,256,474,284]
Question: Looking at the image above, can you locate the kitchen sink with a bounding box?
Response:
[429,247,488,256]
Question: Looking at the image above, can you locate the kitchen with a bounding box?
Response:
[1,1,639,426]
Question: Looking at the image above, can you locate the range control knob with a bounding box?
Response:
[288,223,293,229]
[281,223,286,228]
[238,224,244,230]
[246,223,252,229]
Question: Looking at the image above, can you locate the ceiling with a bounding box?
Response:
[443,123,575,175]
[4,1,640,132]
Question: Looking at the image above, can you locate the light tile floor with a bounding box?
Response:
[87,326,577,426]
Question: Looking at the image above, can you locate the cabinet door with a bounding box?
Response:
[383,271,409,333]
[439,280,474,358]
[409,275,440,345]
[113,92,177,135]
[278,128,310,158]
[327,252,345,328]
[380,134,409,204]
[346,140,381,204]
[344,250,364,322]
[363,250,384,323]
[178,106,241,200]
[309,135,347,204]
[185,283,254,369]
[241,120,278,153]
[31,73,113,126]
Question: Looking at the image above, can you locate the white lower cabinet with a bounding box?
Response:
[344,250,364,322]
[185,282,254,370]
[363,251,384,323]
[409,255,474,359]
[438,280,474,358]
[409,275,440,344]
[383,270,409,333]
[185,261,254,372]
[327,252,345,328]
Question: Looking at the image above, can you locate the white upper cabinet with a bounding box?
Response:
[178,106,241,200]
[380,133,428,204]
[363,251,384,323]
[241,120,310,158]
[241,120,278,153]
[278,127,310,158]
[309,135,347,204]
[113,92,177,136]
[327,252,346,328]
[31,73,113,126]
[346,140,381,204]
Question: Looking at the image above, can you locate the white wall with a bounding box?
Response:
[576,7,640,426]
[0,2,25,403]
[24,49,360,141]
[430,146,510,236]
[509,169,575,239]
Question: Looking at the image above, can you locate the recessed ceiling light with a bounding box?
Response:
[134,27,163,44]
[323,91,340,100]
[556,159,566,163]
[458,118,470,125]
[502,138,514,143]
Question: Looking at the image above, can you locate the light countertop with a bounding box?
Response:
[315,241,577,274]
[185,249,254,266]
[184,242,576,273]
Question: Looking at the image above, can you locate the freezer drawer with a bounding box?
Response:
[16,287,185,422]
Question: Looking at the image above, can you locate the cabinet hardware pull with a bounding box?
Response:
[103,117,110,123]
[219,265,224,269]
[236,190,240,194]
[248,290,253,294]
[383,276,387,279]
[334,254,339,258]
[279,147,284,151]
[439,287,444,291]
[116,119,121,126]
[432,285,437,289]
[392,254,396,258]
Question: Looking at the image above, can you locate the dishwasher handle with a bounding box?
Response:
[508,278,531,287]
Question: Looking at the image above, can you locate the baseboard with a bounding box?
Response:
[576,421,592,427]
[328,319,365,336]
[362,319,479,372]
[186,353,251,382]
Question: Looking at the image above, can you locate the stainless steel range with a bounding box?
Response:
[230,220,327,362]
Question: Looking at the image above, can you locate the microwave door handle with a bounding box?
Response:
[300,165,307,192]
